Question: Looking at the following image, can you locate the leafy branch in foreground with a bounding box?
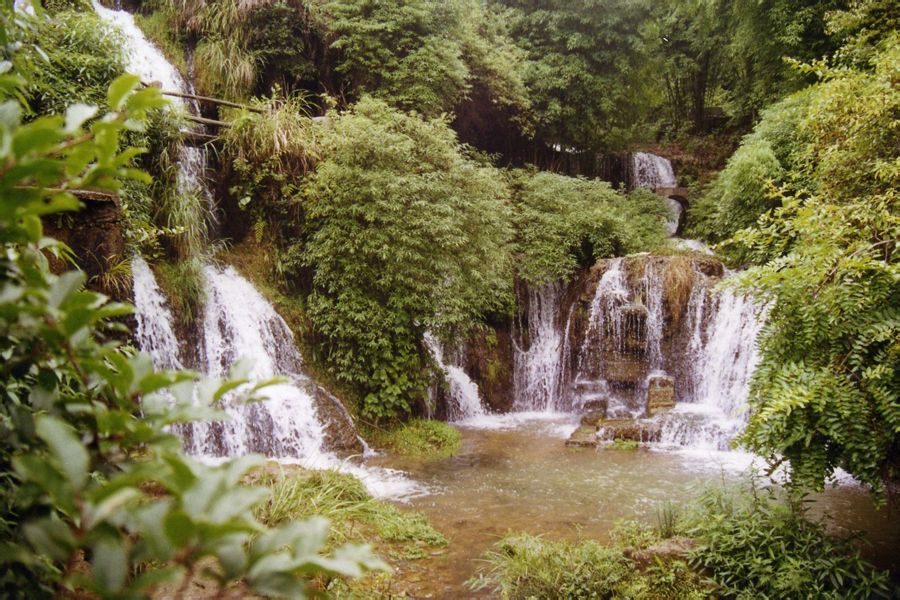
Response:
[0,66,385,597]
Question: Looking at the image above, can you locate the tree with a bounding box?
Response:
[296,97,514,419]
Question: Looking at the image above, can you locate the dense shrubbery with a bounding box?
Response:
[0,64,382,597]
[26,10,124,115]
[718,40,900,493]
[296,97,514,419]
[689,485,892,598]
[220,97,667,420]
[511,170,669,285]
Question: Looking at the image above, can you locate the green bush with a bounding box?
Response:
[687,485,893,598]
[511,170,668,285]
[298,97,514,419]
[731,42,899,492]
[472,532,707,599]
[27,11,124,115]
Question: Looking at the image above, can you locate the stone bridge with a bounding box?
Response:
[655,187,690,234]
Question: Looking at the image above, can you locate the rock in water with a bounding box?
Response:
[565,426,599,448]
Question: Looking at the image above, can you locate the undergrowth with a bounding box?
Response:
[472,483,893,599]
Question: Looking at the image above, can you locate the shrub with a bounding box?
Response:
[511,170,668,285]
[732,42,899,492]
[26,11,124,115]
[298,97,514,419]
[687,485,893,598]
[0,70,383,597]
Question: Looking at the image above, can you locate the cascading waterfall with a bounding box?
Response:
[575,256,764,450]
[513,282,571,412]
[183,265,329,462]
[425,334,487,422]
[630,152,677,189]
[91,0,214,226]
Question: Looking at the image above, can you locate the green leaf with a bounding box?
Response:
[92,538,128,593]
[107,74,140,111]
[35,415,89,491]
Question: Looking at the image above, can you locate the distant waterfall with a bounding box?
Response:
[513,282,572,412]
[630,152,681,235]
[91,0,214,228]
[425,334,487,421]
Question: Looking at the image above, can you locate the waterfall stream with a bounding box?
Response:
[425,334,488,422]
[513,282,571,412]
[630,152,682,235]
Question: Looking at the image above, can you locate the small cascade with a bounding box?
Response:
[182,265,329,461]
[630,152,681,235]
[630,152,677,189]
[513,282,571,412]
[691,289,763,419]
[131,256,182,370]
[425,334,488,422]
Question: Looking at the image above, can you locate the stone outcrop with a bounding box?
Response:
[463,325,515,413]
[646,374,675,416]
[597,419,662,443]
[43,196,127,300]
[310,384,364,455]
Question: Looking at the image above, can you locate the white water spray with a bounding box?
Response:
[425,334,487,421]
[513,282,570,412]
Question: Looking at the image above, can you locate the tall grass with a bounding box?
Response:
[222,94,318,179]
[256,469,446,558]
[154,257,206,326]
[194,36,258,99]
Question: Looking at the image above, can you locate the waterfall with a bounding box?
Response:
[513,282,571,412]
[691,289,763,419]
[91,0,214,226]
[100,2,421,497]
[574,256,764,449]
[131,256,183,370]
[630,152,681,235]
[630,152,676,189]
[425,334,488,422]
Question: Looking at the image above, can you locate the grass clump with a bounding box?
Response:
[256,468,446,561]
[154,257,206,326]
[687,485,894,599]
[364,419,461,459]
[471,532,706,600]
